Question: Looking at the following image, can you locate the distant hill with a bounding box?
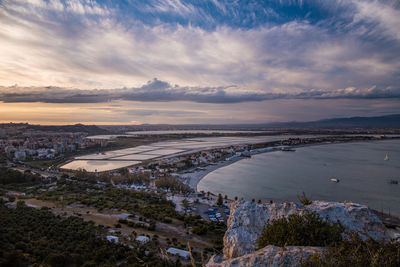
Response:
[3,114,400,132]
[27,123,110,135]
[122,114,400,129]
[265,114,400,128]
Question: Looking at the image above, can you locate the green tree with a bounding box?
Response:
[216,194,223,206]
[182,199,190,211]
[8,195,16,202]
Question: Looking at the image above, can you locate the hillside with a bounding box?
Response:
[265,114,400,129]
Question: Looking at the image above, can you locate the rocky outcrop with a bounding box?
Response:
[223,200,389,258]
[207,245,325,267]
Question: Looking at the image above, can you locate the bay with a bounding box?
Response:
[198,140,400,216]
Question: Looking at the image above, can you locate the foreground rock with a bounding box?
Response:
[223,200,389,258]
[207,245,325,267]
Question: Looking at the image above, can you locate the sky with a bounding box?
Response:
[0,0,399,124]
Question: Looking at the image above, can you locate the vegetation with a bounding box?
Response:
[182,199,190,211]
[0,167,227,259]
[183,215,226,251]
[0,200,171,266]
[304,233,400,267]
[0,168,42,185]
[0,154,6,163]
[27,123,109,135]
[257,212,344,248]
[257,212,400,266]
[24,158,65,170]
[124,171,150,185]
[298,191,312,205]
[37,181,178,221]
[155,175,192,194]
[73,169,150,185]
[216,194,223,206]
[73,169,98,183]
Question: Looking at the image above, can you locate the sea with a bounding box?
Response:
[197,139,400,216]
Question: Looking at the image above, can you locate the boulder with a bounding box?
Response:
[223,200,389,258]
[207,245,325,267]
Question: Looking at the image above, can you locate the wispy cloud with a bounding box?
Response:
[148,0,197,16]
[352,0,400,41]
[0,0,399,122]
[10,0,110,15]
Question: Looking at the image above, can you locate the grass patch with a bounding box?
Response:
[24,158,63,170]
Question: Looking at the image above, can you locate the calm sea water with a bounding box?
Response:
[198,140,400,216]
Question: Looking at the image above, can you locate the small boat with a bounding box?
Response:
[389,180,398,185]
[384,153,389,161]
[330,178,340,183]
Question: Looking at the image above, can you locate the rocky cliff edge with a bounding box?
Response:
[207,200,390,266]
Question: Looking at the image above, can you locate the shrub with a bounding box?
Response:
[257,212,344,248]
[304,233,400,267]
[7,195,16,202]
[118,219,128,224]
[162,217,172,223]
[192,225,208,235]
[298,191,312,205]
[148,221,156,231]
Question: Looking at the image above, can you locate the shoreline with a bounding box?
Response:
[180,156,246,192]
[180,138,400,194]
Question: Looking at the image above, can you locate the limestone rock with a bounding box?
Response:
[207,245,325,267]
[223,200,389,258]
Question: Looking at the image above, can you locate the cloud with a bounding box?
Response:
[1,79,399,104]
[352,0,400,41]
[10,0,110,15]
[148,0,197,16]
[0,0,399,104]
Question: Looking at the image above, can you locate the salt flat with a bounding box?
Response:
[61,160,140,172]
[61,135,328,172]
[111,154,158,160]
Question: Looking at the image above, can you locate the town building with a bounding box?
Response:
[135,235,150,244]
[166,248,190,259]
[106,235,119,243]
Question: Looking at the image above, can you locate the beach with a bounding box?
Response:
[180,152,266,192]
